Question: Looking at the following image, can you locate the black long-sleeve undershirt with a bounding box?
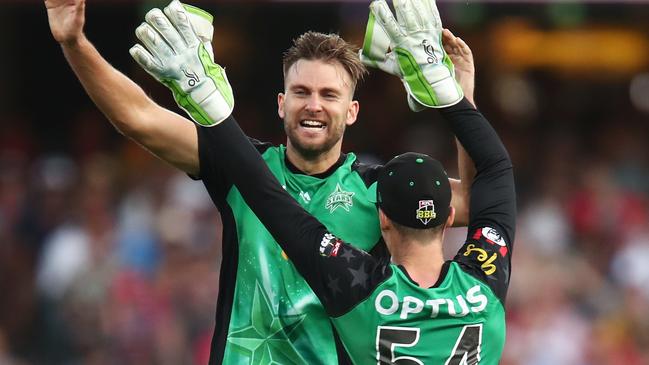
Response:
[439,98,516,249]
[440,98,516,301]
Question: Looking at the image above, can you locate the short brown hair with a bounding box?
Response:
[392,219,445,242]
[283,31,367,91]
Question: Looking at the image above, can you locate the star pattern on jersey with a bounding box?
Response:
[340,247,356,263]
[348,262,370,289]
[326,274,342,297]
[325,184,355,213]
[227,283,307,365]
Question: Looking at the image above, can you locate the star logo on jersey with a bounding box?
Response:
[348,262,370,289]
[340,247,356,263]
[325,184,355,213]
[227,283,307,364]
[327,275,342,297]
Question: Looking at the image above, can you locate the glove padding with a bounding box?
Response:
[129,0,233,126]
[360,0,463,110]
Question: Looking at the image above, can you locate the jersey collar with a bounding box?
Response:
[396,261,452,289]
[284,153,348,179]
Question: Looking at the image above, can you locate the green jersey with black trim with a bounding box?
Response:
[333,262,505,364]
[222,146,380,364]
[197,132,383,365]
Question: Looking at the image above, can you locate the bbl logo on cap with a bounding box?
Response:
[416,200,436,225]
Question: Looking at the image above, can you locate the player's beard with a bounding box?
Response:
[284,120,346,161]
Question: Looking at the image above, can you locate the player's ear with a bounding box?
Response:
[345,100,359,126]
[378,209,391,231]
[278,92,286,119]
[445,206,455,229]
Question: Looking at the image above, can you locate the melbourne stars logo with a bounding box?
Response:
[325,184,355,213]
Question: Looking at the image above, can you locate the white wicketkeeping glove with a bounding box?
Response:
[129,0,233,126]
[360,0,463,110]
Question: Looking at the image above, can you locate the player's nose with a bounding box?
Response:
[304,95,323,113]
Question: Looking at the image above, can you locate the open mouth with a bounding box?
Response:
[300,120,326,130]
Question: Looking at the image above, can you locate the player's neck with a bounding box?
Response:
[391,240,445,288]
[285,144,342,175]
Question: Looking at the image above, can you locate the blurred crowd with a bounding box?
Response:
[2,1,649,364]
[0,122,222,364]
[2,72,649,364]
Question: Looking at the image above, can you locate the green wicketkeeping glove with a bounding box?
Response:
[360,0,463,110]
[129,0,233,126]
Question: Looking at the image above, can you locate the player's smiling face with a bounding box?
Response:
[278,59,359,160]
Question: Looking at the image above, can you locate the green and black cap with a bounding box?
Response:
[370,152,452,229]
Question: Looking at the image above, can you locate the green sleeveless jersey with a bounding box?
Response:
[333,262,505,364]
[197,134,382,365]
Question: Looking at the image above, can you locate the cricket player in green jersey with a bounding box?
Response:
[129,0,516,363]
[45,0,476,362]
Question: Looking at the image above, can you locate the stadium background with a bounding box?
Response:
[1,0,648,363]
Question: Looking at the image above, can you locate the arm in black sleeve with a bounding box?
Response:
[200,116,386,316]
[439,98,516,302]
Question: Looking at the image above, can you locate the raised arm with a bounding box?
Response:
[441,101,515,244]
[128,1,381,316]
[360,0,515,300]
[360,0,477,226]
[45,0,199,174]
[436,30,515,245]
[444,28,477,226]
[441,98,516,301]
